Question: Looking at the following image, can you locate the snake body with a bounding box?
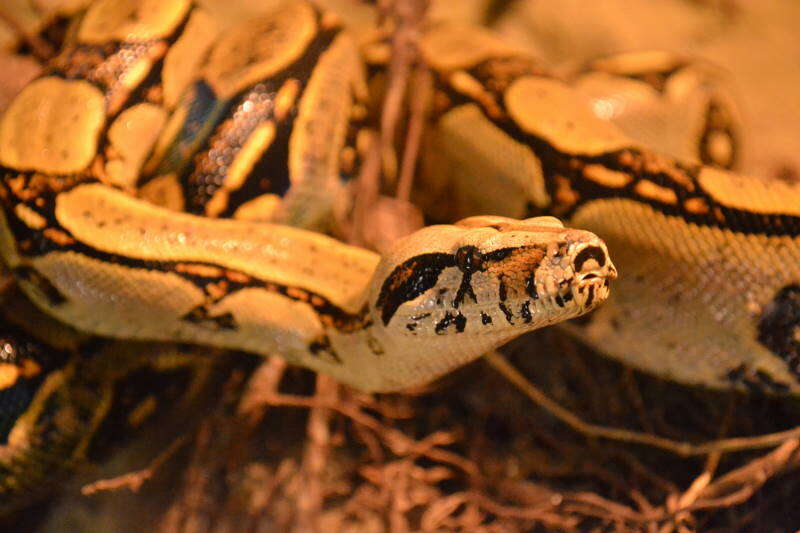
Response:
[0,0,797,512]
[417,29,800,394]
[0,0,619,509]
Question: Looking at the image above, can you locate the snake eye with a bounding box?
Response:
[455,246,483,273]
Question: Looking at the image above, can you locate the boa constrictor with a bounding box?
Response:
[0,0,798,513]
[0,0,618,510]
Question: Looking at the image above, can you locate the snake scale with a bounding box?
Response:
[0,0,797,513]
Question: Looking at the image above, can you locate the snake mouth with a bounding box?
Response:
[573,264,616,310]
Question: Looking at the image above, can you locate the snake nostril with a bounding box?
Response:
[573,245,606,273]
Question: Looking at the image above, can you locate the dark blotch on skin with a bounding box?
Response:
[525,273,538,300]
[435,312,467,334]
[757,284,800,380]
[499,303,514,324]
[182,307,238,330]
[481,312,492,325]
[520,301,532,323]
[482,247,515,262]
[454,246,489,308]
[376,253,455,326]
[555,294,565,308]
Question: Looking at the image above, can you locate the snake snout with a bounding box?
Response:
[570,243,617,313]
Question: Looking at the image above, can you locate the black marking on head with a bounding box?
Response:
[757,285,800,380]
[13,266,66,306]
[453,277,477,308]
[481,312,492,325]
[376,253,455,326]
[499,303,514,324]
[482,247,515,263]
[554,294,565,308]
[498,280,508,302]
[406,322,417,332]
[453,246,493,309]
[573,246,606,272]
[520,301,532,323]
[435,312,467,334]
[525,273,539,300]
[182,307,238,331]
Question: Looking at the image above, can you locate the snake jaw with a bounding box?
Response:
[570,241,617,312]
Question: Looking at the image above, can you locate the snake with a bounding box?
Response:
[0,0,797,513]
[0,0,619,510]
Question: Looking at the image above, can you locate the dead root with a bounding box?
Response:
[77,334,796,532]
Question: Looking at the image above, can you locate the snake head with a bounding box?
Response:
[372,215,617,340]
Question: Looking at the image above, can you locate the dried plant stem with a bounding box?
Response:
[81,435,190,496]
[485,350,800,457]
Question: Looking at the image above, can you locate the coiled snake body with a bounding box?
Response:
[0,0,797,512]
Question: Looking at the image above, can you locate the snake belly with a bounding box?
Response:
[417,26,800,394]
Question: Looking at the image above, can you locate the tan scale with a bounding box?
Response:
[137,173,185,211]
[573,52,741,168]
[698,167,800,216]
[505,77,633,156]
[161,7,221,109]
[77,0,191,44]
[419,24,529,73]
[104,103,168,190]
[232,194,283,221]
[0,77,105,174]
[13,204,47,231]
[633,179,678,205]
[203,1,318,99]
[582,164,632,188]
[274,78,302,122]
